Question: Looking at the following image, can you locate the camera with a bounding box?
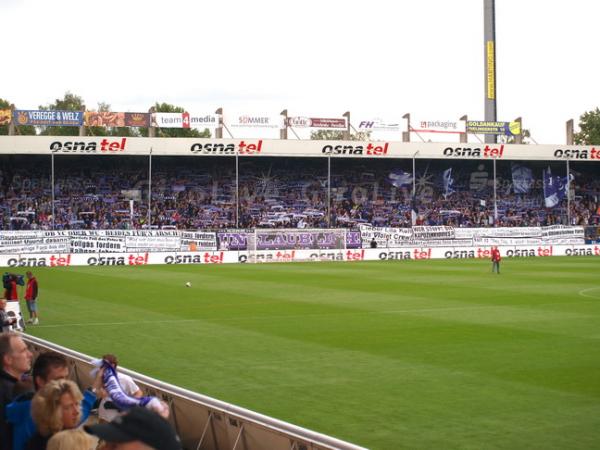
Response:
[2,273,25,289]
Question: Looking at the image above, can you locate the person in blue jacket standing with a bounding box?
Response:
[6,352,101,450]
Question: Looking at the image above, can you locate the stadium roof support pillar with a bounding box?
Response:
[566,119,574,145]
[79,105,86,136]
[483,0,497,144]
[566,158,571,225]
[148,106,156,138]
[513,117,523,144]
[402,113,410,142]
[280,109,288,140]
[8,104,15,136]
[460,115,468,143]
[215,108,223,139]
[327,156,331,227]
[342,111,350,140]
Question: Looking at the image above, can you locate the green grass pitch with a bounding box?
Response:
[19,257,600,449]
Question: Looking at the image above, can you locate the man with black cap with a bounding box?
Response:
[85,407,181,450]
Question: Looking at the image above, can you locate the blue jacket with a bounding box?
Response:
[6,390,96,450]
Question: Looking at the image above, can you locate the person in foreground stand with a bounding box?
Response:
[491,246,501,274]
[0,299,17,332]
[26,379,83,450]
[98,354,143,423]
[0,333,34,450]
[24,273,39,325]
[85,407,182,450]
[7,351,100,450]
[91,358,168,418]
[46,429,97,450]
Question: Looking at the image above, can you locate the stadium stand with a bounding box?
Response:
[1,156,598,231]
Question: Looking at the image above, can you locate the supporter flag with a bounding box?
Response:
[442,168,455,199]
[511,163,533,194]
[543,167,573,207]
[411,194,418,226]
[543,167,560,207]
[388,170,412,188]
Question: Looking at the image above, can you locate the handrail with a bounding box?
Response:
[21,334,369,450]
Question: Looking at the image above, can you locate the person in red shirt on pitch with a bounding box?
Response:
[24,272,39,325]
[491,246,501,274]
[4,274,20,302]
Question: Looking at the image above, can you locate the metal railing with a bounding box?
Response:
[22,334,369,450]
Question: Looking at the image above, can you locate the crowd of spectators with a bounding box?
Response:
[0,333,180,450]
[1,156,598,230]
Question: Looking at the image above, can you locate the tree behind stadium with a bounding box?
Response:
[574,107,600,145]
[0,98,35,136]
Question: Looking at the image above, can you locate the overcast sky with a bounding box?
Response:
[1,0,597,144]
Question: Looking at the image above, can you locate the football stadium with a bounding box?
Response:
[1,2,600,449]
[0,133,599,450]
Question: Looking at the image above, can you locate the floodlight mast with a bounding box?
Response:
[484,0,497,144]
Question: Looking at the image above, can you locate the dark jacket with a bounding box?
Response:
[23,433,48,450]
[1,369,19,450]
[5,393,35,450]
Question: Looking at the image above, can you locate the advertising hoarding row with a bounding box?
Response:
[0,226,585,255]
[0,230,217,254]
[0,109,523,135]
[1,136,598,162]
[0,244,598,268]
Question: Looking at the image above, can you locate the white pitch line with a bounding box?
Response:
[33,307,490,328]
[35,319,200,328]
[578,287,600,300]
[33,295,600,329]
[377,305,495,315]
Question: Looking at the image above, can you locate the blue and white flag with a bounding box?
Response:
[411,194,418,226]
[543,167,573,208]
[388,170,412,188]
[91,359,169,417]
[511,163,533,194]
[442,168,455,198]
[543,167,560,207]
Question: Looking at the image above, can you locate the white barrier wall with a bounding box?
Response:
[0,245,599,268]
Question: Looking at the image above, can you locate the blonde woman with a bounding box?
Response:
[46,429,97,450]
[26,379,83,450]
